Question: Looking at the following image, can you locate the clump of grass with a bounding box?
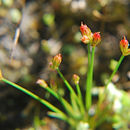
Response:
[0,23,129,130]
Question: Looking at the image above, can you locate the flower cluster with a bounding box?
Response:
[50,53,62,70]
[120,37,130,56]
[72,74,80,85]
[37,79,48,88]
[80,22,101,46]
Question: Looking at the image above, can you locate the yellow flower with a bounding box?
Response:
[0,70,3,80]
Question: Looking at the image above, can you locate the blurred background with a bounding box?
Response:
[0,0,129,129]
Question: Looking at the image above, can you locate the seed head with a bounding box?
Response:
[120,36,130,56]
[80,22,93,44]
[80,22,90,35]
[91,32,101,46]
[50,53,62,70]
[72,74,80,85]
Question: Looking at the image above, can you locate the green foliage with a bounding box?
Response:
[42,13,55,27]
[0,26,129,129]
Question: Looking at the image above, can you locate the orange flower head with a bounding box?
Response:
[80,22,93,44]
[80,22,92,36]
[91,32,101,46]
[72,74,80,85]
[50,53,62,70]
[120,36,130,56]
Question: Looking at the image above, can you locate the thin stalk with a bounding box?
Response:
[39,85,79,119]
[76,84,85,114]
[85,44,91,110]
[86,46,95,111]
[57,68,85,115]
[40,85,59,99]
[106,55,125,86]
[1,78,68,121]
[70,92,80,113]
[86,44,91,90]
[97,55,125,110]
[48,112,75,127]
[76,84,83,103]
[57,68,77,97]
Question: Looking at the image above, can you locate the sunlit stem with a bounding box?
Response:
[86,46,95,111]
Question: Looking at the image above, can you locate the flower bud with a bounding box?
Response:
[120,36,130,56]
[80,22,93,44]
[91,32,101,46]
[81,35,90,44]
[80,22,91,36]
[72,74,80,85]
[36,79,48,88]
[50,53,62,70]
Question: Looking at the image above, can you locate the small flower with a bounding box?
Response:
[81,35,90,44]
[91,32,101,46]
[50,53,62,70]
[80,22,93,44]
[72,74,80,85]
[80,22,91,36]
[36,79,48,88]
[120,36,130,56]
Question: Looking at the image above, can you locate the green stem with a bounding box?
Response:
[70,92,80,113]
[39,84,79,119]
[97,55,125,109]
[86,44,91,89]
[85,44,91,110]
[76,84,83,103]
[106,55,125,86]
[57,68,77,97]
[1,78,68,121]
[86,46,95,111]
[57,68,85,114]
[40,85,59,99]
[76,84,84,113]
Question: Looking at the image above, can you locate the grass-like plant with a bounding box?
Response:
[0,23,129,129]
